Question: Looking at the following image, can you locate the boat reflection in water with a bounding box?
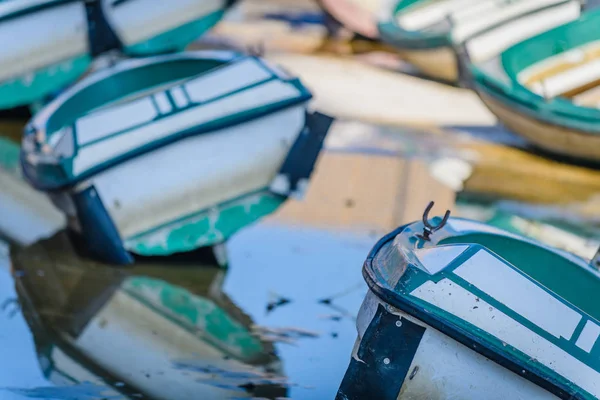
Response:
[11,231,287,400]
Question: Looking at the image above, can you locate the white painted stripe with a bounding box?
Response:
[153,92,172,114]
[72,80,302,175]
[170,87,189,108]
[530,58,600,98]
[185,58,273,103]
[411,280,600,396]
[413,245,469,275]
[76,98,158,146]
[518,40,600,84]
[465,2,579,63]
[454,250,582,340]
[453,0,568,42]
[576,321,600,353]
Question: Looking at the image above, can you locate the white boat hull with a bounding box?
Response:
[339,291,559,399]
[84,105,306,241]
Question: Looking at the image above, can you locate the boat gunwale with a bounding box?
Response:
[377,0,576,51]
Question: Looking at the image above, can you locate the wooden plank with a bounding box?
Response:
[272,150,456,232]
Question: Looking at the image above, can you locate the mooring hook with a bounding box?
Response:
[419,201,451,241]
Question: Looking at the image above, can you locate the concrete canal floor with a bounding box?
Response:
[1,1,600,399]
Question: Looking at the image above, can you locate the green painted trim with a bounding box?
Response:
[124,190,284,256]
[0,136,20,174]
[0,55,90,110]
[124,9,226,55]
[122,276,265,361]
[80,75,278,148]
[471,9,600,133]
[24,53,312,190]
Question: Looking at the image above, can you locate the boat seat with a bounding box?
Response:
[529,57,600,99]
[397,0,567,42]
[452,0,567,42]
[397,0,493,31]
[440,232,600,322]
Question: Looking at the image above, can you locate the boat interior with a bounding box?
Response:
[518,41,600,108]
[440,233,600,322]
[45,57,230,139]
[395,0,568,39]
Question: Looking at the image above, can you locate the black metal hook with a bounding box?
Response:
[417,201,451,241]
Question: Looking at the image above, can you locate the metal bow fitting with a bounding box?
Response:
[417,201,451,241]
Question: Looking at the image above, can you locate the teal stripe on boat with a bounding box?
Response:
[124,190,284,256]
[0,55,91,110]
[124,10,226,55]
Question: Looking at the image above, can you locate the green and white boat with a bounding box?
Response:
[378,0,582,82]
[0,0,234,111]
[20,51,333,265]
[102,0,236,55]
[338,204,600,399]
[470,9,600,163]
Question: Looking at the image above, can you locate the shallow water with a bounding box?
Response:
[0,222,375,400]
[1,1,600,398]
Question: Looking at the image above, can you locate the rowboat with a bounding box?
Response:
[20,50,333,264]
[103,0,236,55]
[0,0,94,110]
[13,231,287,399]
[0,0,234,111]
[470,9,600,163]
[337,202,600,399]
[378,0,582,82]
